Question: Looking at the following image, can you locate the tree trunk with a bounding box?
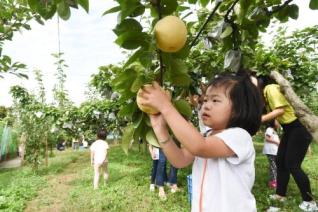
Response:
[44,133,48,167]
[270,70,318,143]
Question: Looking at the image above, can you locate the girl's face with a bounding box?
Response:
[201,86,233,131]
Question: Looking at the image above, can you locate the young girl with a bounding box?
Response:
[263,120,280,189]
[90,129,109,189]
[139,72,262,211]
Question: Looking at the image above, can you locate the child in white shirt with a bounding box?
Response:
[90,129,109,189]
[139,71,262,211]
[263,120,280,189]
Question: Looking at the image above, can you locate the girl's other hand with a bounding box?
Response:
[139,82,172,113]
[149,114,166,130]
[149,114,169,141]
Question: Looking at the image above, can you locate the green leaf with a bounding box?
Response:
[274,6,289,23]
[113,19,143,36]
[199,0,209,7]
[123,48,153,68]
[165,58,191,86]
[188,0,197,4]
[103,6,121,16]
[146,129,160,148]
[78,0,89,13]
[115,32,149,50]
[133,121,145,144]
[57,1,71,20]
[172,45,190,59]
[124,48,143,68]
[139,51,153,68]
[220,25,233,39]
[170,73,192,86]
[309,0,318,9]
[41,6,57,20]
[118,102,137,118]
[27,0,39,11]
[119,1,143,20]
[288,4,299,20]
[66,0,78,9]
[174,99,192,118]
[161,0,178,15]
[130,77,144,93]
[121,124,134,154]
[112,68,137,90]
[129,4,145,17]
[133,112,144,128]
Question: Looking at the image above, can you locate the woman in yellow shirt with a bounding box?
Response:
[255,76,317,211]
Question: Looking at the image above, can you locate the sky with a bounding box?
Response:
[0,0,316,107]
[0,1,125,107]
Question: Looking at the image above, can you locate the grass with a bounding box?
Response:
[62,146,191,212]
[0,137,317,211]
[0,150,84,211]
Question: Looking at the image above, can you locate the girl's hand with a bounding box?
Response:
[139,82,172,113]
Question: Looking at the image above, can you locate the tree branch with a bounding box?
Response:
[270,70,318,143]
[190,1,222,48]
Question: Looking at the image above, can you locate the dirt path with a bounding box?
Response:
[24,153,89,212]
[0,157,21,169]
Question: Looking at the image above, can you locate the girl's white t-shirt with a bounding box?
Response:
[90,139,109,164]
[262,127,279,155]
[191,128,256,212]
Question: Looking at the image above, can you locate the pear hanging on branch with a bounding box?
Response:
[154,16,187,53]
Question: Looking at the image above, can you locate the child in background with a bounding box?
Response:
[254,75,317,211]
[139,71,263,211]
[263,120,280,189]
[90,129,109,189]
[148,144,168,200]
[148,144,159,192]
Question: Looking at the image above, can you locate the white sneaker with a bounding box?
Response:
[266,206,280,212]
[150,184,155,192]
[269,194,286,202]
[299,201,318,211]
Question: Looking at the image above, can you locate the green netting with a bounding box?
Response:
[0,123,18,160]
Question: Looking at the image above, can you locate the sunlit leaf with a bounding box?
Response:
[220,25,233,39]
[121,124,134,154]
[57,1,71,20]
[174,99,192,118]
[146,129,160,148]
[199,0,209,7]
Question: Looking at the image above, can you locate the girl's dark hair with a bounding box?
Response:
[97,128,107,140]
[208,70,263,135]
[257,75,275,89]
